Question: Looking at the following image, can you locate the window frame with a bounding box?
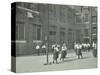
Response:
[16,21,26,43]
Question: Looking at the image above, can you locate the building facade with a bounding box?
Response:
[74,6,97,45]
[13,2,97,56]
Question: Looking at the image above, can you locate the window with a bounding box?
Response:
[84,14,89,23]
[48,5,54,20]
[49,31,56,35]
[60,7,65,22]
[37,27,41,40]
[33,25,41,40]
[16,22,25,41]
[53,6,57,21]
[59,27,66,43]
[49,25,57,32]
[83,7,89,14]
[92,28,96,34]
[49,25,57,43]
[60,27,65,30]
[49,31,56,44]
[68,29,72,43]
[91,8,97,16]
[92,26,97,29]
[84,29,89,36]
[92,16,97,24]
[75,15,82,24]
[60,31,65,40]
[75,29,81,43]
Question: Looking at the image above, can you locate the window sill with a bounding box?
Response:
[33,40,43,43]
[11,40,26,43]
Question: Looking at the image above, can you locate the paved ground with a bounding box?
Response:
[16,51,97,73]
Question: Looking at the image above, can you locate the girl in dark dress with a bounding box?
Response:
[52,45,59,64]
[77,43,83,59]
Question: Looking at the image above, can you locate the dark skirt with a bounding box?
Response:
[53,51,59,60]
[77,49,82,55]
[61,51,67,58]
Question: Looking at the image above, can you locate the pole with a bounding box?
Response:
[39,4,50,65]
[44,4,49,65]
[47,4,49,65]
[45,36,49,64]
[90,7,92,49]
